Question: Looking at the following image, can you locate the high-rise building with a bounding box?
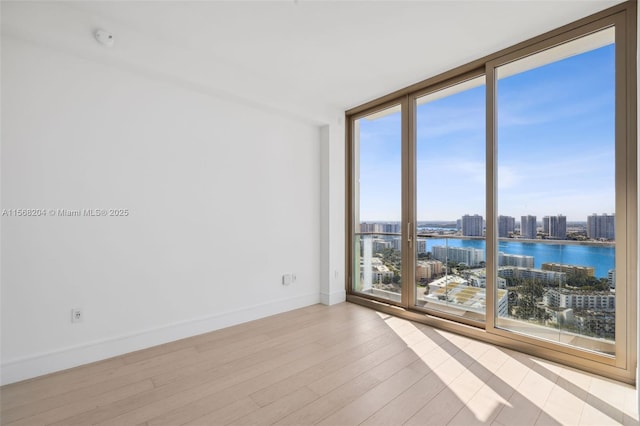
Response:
[542,216,550,235]
[498,215,515,238]
[461,214,483,237]
[543,289,615,310]
[520,215,537,239]
[381,222,401,233]
[587,213,615,240]
[541,262,595,277]
[432,245,485,267]
[544,214,567,239]
[498,266,566,284]
[391,237,402,251]
[416,260,443,280]
[498,252,534,268]
[360,223,374,233]
[372,239,391,252]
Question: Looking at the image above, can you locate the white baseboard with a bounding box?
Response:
[319,290,346,306]
[0,293,320,385]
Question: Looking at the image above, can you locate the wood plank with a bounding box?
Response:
[0,303,636,426]
[360,372,447,426]
[2,348,200,423]
[5,380,154,426]
[316,366,425,426]
[249,327,398,407]
[48,342,326,426]
[274,374,382,426]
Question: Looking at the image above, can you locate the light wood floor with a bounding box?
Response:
[1,302,637,426]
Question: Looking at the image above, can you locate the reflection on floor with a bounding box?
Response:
[0,302,637,425]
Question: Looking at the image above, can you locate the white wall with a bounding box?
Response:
[0,34,322,384]
[320,123,347,306]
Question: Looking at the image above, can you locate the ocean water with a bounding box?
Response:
[422,238,615,278]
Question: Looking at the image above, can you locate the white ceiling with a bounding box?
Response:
[1,0,625,124]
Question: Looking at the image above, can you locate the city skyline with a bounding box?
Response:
[360,214,613,226]
[358,43,615,222]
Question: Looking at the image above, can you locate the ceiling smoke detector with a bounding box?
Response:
[95,29,114,47]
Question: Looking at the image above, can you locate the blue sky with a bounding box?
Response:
[358,44,615,222]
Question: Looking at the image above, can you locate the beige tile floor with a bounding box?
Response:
[0,302,637,425]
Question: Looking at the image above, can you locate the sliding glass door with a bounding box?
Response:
[352,103,404,304]
[492,27,618,355]
[347,3,635,382]
[414,76,487,323]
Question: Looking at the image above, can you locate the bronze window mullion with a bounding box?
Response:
[485,63,497,334]
[405,94,417,309]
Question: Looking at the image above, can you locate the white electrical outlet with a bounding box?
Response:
[71,308,83,323]
[282,274,292,285]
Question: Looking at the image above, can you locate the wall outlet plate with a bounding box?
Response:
[71,308,83,323]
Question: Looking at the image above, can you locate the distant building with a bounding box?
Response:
[462,269,507,289]
[359,257,394,284]
[416,260,443,281]
[544,214,567,239]
[498,266,566,284]
[520,215,537,239]
[381,222,401,234]
[543,288,615,310]
[360,222,376,233]
[541,262,595,277]
[608,269,616,289]
[432,245,485,267]
[498,215,515,238]
[542,216,550,235]
[360,222,402,234]
[574,310,615,338]
[587,213,615,240]
[372,239,391,252]
[499,252,534,268]
[461,214,484,237]
[542,291,616,339]
[416,238,427,254]
[425,277,508,317]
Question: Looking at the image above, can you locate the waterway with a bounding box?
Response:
[421,238,615,278]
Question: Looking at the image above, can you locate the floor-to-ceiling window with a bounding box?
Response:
[413,76,487,324]
[346,2,636,383]
[352,103,404,304]
[492,27,617,356]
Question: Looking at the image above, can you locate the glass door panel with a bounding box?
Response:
[495,28,616,355]
[414,77,487,321]
[353,104,403,303]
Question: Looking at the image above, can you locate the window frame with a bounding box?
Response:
[407,68,487,328]
[345,1,637,383]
